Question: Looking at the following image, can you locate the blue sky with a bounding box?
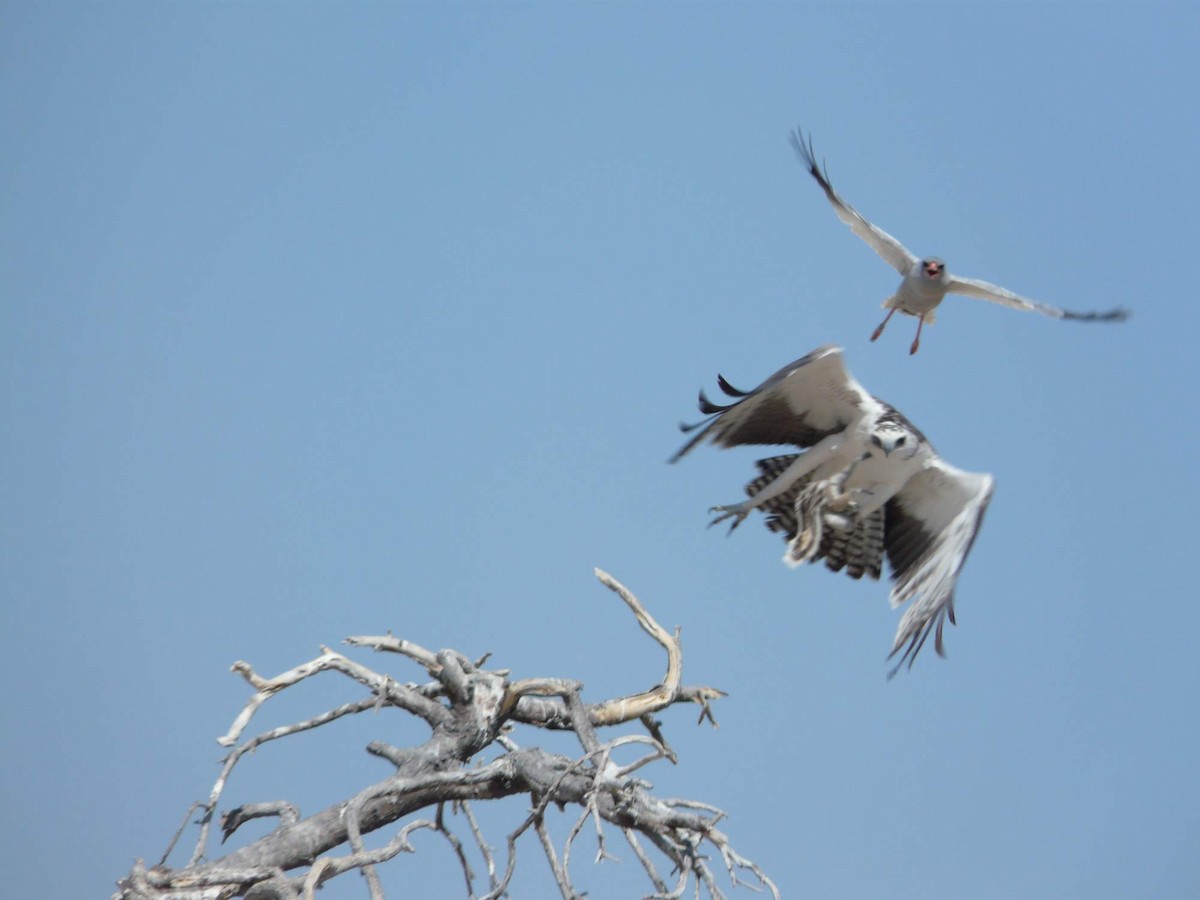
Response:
[3,3,1198,898]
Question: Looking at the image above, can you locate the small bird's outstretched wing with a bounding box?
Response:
[883,459,994,677]
[946,274,1130,323]
[790,128,918,276]
[670,345,871,462]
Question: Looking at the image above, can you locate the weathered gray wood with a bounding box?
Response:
[113,570,773,900]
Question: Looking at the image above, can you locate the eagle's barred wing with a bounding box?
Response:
[670,345,868,462]
[883,460,994,677]
[790,129,918,276]
[745,455,885,581]
[945,274,1130,323]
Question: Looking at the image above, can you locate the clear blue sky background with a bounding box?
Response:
[3,4,1198,898]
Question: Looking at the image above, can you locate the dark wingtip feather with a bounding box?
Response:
[670,376,739,463]
[789,127,816,170]
[790,126,834,189]
[670,411,722,463]
[1062,306,1131,323]
[886,624,933,679]
[716,373,750,398]
[697,388,733,416]
[934,617,949,658]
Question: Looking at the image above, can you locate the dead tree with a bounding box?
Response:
[114,569,778,899]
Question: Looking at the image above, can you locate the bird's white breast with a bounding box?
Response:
[891,270,948,317]
[843,442,930,516]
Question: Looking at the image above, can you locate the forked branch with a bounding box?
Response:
[113,570,774,900]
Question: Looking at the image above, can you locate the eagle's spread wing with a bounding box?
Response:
[790,129,918,276]
[883,459,994,677]
[670,345,868,463]
[945,274,1130,323]
[745,454,886,581]
[673,345,995,675]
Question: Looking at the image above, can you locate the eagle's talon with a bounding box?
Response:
[708,503,751,534]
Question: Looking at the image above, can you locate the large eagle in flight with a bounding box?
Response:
[791,129,1129,354]
[671,345,993,675]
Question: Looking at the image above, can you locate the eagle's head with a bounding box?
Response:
[870,422,919,458]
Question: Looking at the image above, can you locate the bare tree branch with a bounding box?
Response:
[113,571,775,900]
[459,800,498,894]
[433,803,476,897]
[535,815,576,900]
[504,569,727,732]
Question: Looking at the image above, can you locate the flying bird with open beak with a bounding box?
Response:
[791,129,1130,354]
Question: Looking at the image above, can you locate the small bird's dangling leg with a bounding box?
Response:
[909,315,926,355]
[870,307,896,343]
